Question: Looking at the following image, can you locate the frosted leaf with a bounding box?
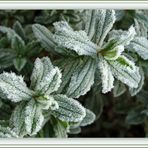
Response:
[109,55,141,88]
[134,19,147,37]
[51,94,86,122]
[53,21,97,57]
[129,37,148,60]
[31,57,62,96]
[25,99,44,136]
[32,24,56,53]
[98,56,114,93]
[108,26,136,47]
[94,10,115,46]
[0,125,18,138]
[80,109,96,127]
[129,67,144,96]
[0,72,32,102]
[10,102,27,137]
[66,57,96,98]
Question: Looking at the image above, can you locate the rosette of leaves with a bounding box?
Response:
[33,9,141,98]
[0,21,41,72]
[0,57,95,137]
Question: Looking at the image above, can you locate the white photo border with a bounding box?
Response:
[0,1,148,147]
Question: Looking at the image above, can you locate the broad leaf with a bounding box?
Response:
[80,109,96,127]
[13,57,27,72]
[10,102,27,136]
[129,67,144,96]
[0,72,32,102]
[31,57,62,96]
[25,99,44,136]
[94,10,115,46]
[54,21,97,57]
[0,48,16,69]
[52,94,86,122]
[32,24,56,52]
[129,37,148,60]
[56,57,96,98]
[109,56,141,88]
[108,26,136,47]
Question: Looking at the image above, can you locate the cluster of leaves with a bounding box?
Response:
[0,10,148,138]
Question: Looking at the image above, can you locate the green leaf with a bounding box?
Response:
[0,48,16,70]
[109,55,141,88]
[126,107,146,125]
[13,21,26,41]
[102,43,124,61]
[54,21,97,57]
[0,72,32,102]
[113,80,126,97]
[69,126,81,135]
[32,24,56,52]
[50,117,68,138]
[129,37,148,60]
[11,35,25,54]
[31,57,62,96]
[52,94,86,122]
[0,26,21,41]
[25,99,44,136]
[13,57,27,72]
[80,109,96,127]
[98,56,114,93]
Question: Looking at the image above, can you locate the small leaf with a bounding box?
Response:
[0,26,21,41]
[11,35,25,54]
[52,94,86,122]
[80,109,96,127]
[13,57,27,72]
[129,67,144,96]
[129,37,148,60]
[0,48,16,70]
[13,21,26,41]
[54,21,97,57]
[0,72,32,102]
[109,55,141,88]
[126,107,146,125]
[31,57,62,95]
[50,117,68,138]
[98,56,114,93]
[32,24,56,53]
[113,80,126,97]
[108,26,136,47]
